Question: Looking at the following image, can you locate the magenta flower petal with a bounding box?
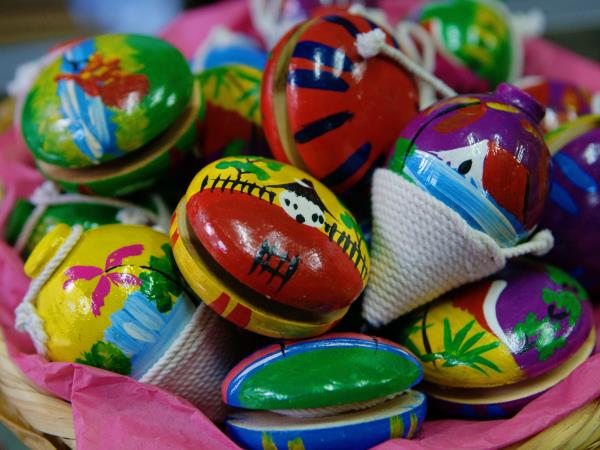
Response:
[63,265,103,289]
[105,244,144,270]
[91,275,111,316]
[107,272,142,287]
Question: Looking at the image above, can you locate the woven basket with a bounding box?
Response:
[0,330,598,449]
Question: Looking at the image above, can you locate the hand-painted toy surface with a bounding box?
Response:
[541,115,600,296]
[516,76,593,134]
[388,259,594,419]
[414,0,522,92]
[170,156,370,338]
[388,83,550,247]
[262,11,419,193]
[222,333,426,450]
[24,224,195,379]
[196,64,268,162]
[22,34,199,196]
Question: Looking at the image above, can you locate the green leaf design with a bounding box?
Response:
[265,160,283,171]
[545,264,588,300]
[340,211,358,231]
[215,158,281,180]
[391,312,429,359]
[512,312,567,361]
[139,243,182,313]
[198,65,262,123]
[422,319,502,375]
[542,288,582,327]
[76,341,132,375]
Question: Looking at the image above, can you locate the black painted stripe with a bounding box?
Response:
[292,41,353,72]
[321,141,372,186]
[323,15,360,38]
[288,69,349,92]
[294,111,354,144]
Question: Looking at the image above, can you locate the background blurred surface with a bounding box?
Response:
[0,0,599,94]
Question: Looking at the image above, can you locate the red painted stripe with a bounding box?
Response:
[170,229,179,246]
[227,303,252,329]
[210,292,230,315]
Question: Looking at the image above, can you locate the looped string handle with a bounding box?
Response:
[14,181,166,254]
[395,21,439,108]
[15,224,84,355]
[355,27,457,107]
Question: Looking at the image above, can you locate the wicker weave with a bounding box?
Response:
[0,329,598,450]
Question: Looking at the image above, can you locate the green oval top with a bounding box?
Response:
[22,34,193,168]
[221,333,423,410]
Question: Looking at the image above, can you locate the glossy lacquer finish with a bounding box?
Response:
[225,390,426,450]
[389,83,550,247]
[517,76,592,134]
[222,333,422,410]
[416,0,521,92]
[184,157,369,313]
[262,12,419,193]
[25,224,194,379]
[390,259,592,388]
[196,65,268,162]
[22,34,193,168]
[541,115,600,296]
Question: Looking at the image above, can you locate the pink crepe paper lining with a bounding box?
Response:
[1,1,599,448]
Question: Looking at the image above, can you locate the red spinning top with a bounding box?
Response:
[262,12,419,193]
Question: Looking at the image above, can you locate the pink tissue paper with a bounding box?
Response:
[1,1,600,449]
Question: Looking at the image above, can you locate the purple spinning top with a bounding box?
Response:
[388,83,551,247]
[541,115,600,296]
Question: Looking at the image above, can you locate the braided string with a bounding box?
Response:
[355,27,457,103]
[14,224,84,354]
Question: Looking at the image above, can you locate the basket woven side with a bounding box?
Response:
[1,326,599,449]
[508,398,600,450]
[0,329,74,448]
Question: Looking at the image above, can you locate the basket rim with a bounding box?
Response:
[0,328,75,442]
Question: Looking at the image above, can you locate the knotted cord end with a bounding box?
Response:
[355,28,386,59]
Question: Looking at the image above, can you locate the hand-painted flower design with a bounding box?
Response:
[63,244,144,316]
[55,53,150,109]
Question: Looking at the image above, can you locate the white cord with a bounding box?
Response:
[355,28,457,102]
[14,224,84,355]
[249,0,298,50]
[14,181,161,253]
[395,21,438,108]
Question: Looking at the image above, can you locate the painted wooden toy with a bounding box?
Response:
[195,64,269,162]
[222,333,426,450]
[516,76,594,134]
[413,0,522,93]
[21,34,200,197]
[16,223,240,421]
[170,156,370,338]
[389,83,550,248]
[261,11,419,193]
[541,115,600,296]
[4,181,169,257]
[387,259,595,419]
